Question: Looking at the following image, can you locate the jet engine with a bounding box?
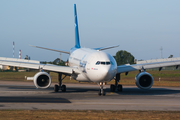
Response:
[135,72,153,89]
[33,72,51,89]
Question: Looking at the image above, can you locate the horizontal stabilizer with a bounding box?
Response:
[93,45,119,51]
[30,45,70,54]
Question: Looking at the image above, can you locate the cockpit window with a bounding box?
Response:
[106,62,111,65]
[96,61,100,65]
[110,61,114,65]
[96,61,112,65]
[101,62,105,65]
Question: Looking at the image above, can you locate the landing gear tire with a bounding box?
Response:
[117,84,123,92]
[110,84,116,92]
[98,89,101,96]
[102,90,106,96]
[98,89,106,96]
[54,84,59,92]
[61,85,66,92]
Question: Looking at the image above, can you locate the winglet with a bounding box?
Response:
[74,4,81,48]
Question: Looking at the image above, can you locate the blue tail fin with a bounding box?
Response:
[74,4,81,48]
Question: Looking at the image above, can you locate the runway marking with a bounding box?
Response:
[1,82,180,110]
[69,102,180,106]
[84,95,98,98]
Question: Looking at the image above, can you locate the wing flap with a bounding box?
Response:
[43,65,72,73]
[0,57,80,74]
[0,57,40,69]
[117,59,180,73]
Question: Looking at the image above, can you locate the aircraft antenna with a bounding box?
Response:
[13,42,15,58]
[60,53,61,63]
[160,46,163,58]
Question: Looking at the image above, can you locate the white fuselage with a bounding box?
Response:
[69,48,117,83]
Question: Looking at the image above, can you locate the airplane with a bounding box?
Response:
[1,4,180,96]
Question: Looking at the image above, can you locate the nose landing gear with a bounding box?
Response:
[98,82,106,96]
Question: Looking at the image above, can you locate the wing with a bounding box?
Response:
[0,57,80,74]
[29,45,70,54]
[93,45,119,51]
[117,57,180,73]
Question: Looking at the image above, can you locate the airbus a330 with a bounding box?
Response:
[1,4,180,96]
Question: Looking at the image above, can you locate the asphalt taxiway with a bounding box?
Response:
[0,81,180,111]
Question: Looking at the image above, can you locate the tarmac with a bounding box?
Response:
[0,81,180,111]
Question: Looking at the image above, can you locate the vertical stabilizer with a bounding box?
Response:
[74,4,81,48]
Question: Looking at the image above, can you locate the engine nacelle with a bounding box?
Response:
[135,72,153,89]
[33,72,51,89]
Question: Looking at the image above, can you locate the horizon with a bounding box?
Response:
[1,0,180,61]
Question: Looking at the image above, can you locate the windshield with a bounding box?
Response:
[96,61,112,65]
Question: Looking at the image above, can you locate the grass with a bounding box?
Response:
[0,70,180,87]
[0,110,180,120]
[0,72,180,119]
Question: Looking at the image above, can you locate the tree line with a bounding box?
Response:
[114,50,135,65]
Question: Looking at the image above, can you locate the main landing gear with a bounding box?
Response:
[98,82,106,96]
[110,74,123,92]
[54,73,67,92]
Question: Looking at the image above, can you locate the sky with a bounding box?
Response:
[0,0,180,62]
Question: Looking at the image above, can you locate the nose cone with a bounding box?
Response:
[87,66,116,82]
[85,51,117,82]
[100,66,112,80]
[99,66,116,82]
